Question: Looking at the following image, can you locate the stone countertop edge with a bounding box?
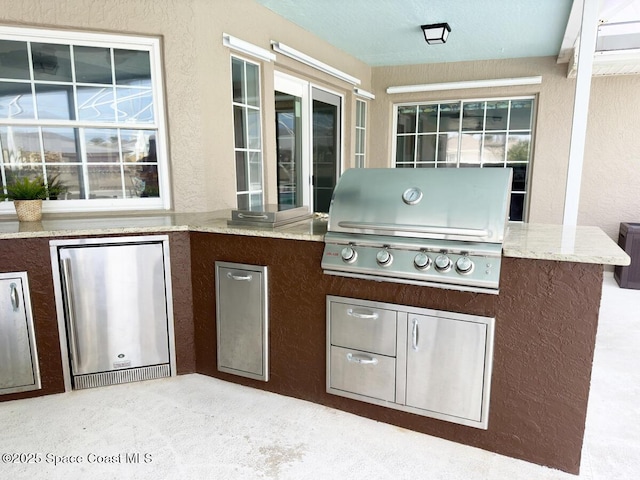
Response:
[0,213,631,266]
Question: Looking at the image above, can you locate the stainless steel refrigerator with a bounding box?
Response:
[51,236,174,390]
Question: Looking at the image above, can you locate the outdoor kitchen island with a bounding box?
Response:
[0,213,630,475]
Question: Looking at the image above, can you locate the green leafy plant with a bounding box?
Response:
[46,174,69,200]
[1,176,48,200]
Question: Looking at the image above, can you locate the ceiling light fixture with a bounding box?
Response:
[421,23,451,45]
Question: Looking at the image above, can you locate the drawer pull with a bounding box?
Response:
[346,352,379,365]
[347,308,379,320]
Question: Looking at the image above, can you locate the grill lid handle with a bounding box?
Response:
[337,221,490,238]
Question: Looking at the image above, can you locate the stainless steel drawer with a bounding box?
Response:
[329,346,396,402]
[330,301,397,356]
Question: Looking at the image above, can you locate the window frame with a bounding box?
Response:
[392,96,535,222]
[0,25,170,214]
[231,54,265,209]
[355,98,367,168]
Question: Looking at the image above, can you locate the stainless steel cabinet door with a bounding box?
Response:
[405,314,488,422]
[59,243,169,376]
[0,274,41,394]
[216,262,268,381]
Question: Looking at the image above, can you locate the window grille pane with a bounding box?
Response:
[437,132,458,164]
[510,193,525,222]
[74,46,112,84]
[417,104,438,133]
[245,63,259,108]
[397,106,417,134]
[0,126,40,163]
[485,101,509,131]
[439,103,460,131]
[507,134,531,161]
[482,133,506,164]
[508,163,528,192]
[247,108,261,149]
[86,165,123,198]
[114,49,150,86]
[120,129,156,163]
[84,128,119,163]
[0,40,30,80]
[115,86,154,123]
[31,43,72,82]
[42,127,80,163]
[77,86,116,122]
[396,135,415,163]
[0,82,35,119]
[124,164,158,198]
[417,134,436,162]
[233,105,246,149]
[231,58,244,104]
[235,151,247,191]
[35,84,75,120]
[459,133,481,165]
[462,102,484,131]
[249,151,262,190]
[44,164,83,199]
[509,100,533,130]
[3,165,44,185]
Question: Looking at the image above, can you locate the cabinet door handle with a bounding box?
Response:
[346,352,378,365]
[411,318,419,351]
[9,282,20,311]
[237,213,269,220]
[61,257,81,372]
[346,308,379,320]
[227,272,252,281]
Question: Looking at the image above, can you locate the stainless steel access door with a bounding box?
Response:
[59,242,169,376]
[0,273,41,394]
[405,313,489,422]
[216,262,268,381]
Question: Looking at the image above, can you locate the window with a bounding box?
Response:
[0,26,169,213]
[355,99,367,168]
[231,56,264,209]
[394,97,534,221]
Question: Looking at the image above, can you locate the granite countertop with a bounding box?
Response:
[0,211,630,266]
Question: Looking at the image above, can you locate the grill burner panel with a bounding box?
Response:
[323,233,502,293]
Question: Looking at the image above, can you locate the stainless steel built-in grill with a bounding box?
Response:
[321,168,512,294]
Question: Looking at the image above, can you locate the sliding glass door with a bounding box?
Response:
[274,72,342,213]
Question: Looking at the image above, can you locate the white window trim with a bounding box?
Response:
[231,55,265,208]
[0,25,171,214]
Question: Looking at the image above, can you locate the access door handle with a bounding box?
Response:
[9,282,20,311]
[227,272,252,281]
[411,318,419,351]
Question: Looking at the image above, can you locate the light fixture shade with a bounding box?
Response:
[421,23,451,44]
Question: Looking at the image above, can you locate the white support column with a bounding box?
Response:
[563,0,600,227]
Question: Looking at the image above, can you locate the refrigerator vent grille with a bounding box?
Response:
[73,364,170,390]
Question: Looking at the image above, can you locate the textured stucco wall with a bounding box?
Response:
[370,58,640,239]
[0,0,371,211]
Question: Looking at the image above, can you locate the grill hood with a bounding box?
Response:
[327,168,512,244]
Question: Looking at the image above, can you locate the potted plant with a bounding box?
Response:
[1,176,48,221]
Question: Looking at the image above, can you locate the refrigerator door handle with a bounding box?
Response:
[9,282,20,311]
[61,257,81,372]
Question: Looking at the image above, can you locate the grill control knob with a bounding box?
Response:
[376,250,393,266]
[414,252,431,270]
[341,246,357,263]
[434,254,452,272]
[455,256,474,274]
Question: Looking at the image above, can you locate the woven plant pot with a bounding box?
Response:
[14,199,43,222]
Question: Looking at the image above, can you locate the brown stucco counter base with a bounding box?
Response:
[0,232,196,402]
[191,232,602,475]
